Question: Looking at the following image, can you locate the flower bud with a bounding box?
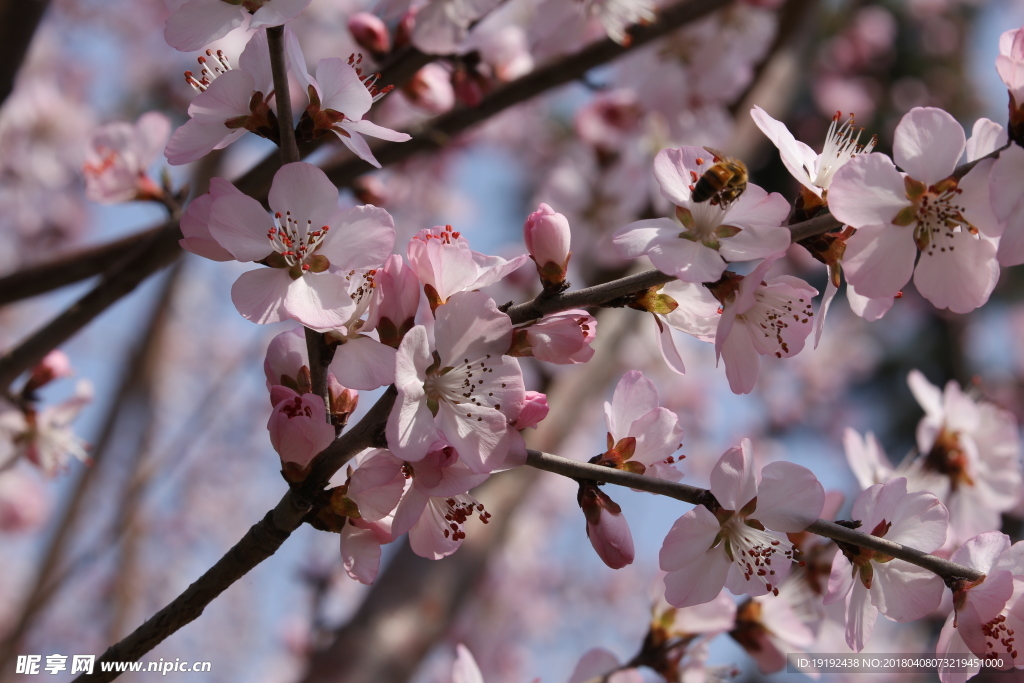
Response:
[524,203,571,288]
[371,254,421,348]
[24,350,73,393]
[329,376,359,424]
[402,63,455,115]
[578,482,634,569]
[516,391,549,429]
[509,311,595,364]
[348,12,391,57]
[267,388,336,480]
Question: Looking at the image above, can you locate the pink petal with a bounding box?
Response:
[893,107,965,185]
[568,649,622,683]
[606,370,660,437]
[825,552,855,605]
[452,644,484,683]
[612,218,677,258]
[828,153,908,228]
[387,326,437,461]
[660,505,721,570]
[164,118,243,166]
[164,0,244,52]
[872,560,945,622]
[813,277,837,348]
[315,57,373,121]
[328,337,397,390]
[268,162,341,231]
[337,128,381,168]
[282,273,357,330]
[846,285,894,321]
[749,105,820,194]
[208,191,275,261]
[710,441,756,512]
[437,402,509,472]
[343,119,411,142]
[321,205,396,272]
[718,319,761,395]
[662,545,732,608]
[654,317,687,375]
[647,236,727,283]
[230,268,294,325]
[249,0,312,28]
[845,580,878,652]
[882,489,948,552]
[842,223,917,299]
[340,524,383,584]
[913,231,998,313]
[434,291,513,364]
[754,461,824,531]
[653,147,703,206]
[587,504,635,569]
[965,118,1006,161]
[179,192,234,261]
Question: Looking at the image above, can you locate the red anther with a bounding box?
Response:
[452,231,460,238]
[301,264,310,271]
[275,212,282,218]
[695,157,704,165]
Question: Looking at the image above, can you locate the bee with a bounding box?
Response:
[691,147,748,206]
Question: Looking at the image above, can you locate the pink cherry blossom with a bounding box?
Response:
[298,57,411,168]
[579,482,634,569]
[165,30,304,165]
[322,271,398,391]
[179,177,241,261]
[400,64,456,115]
[206,162,395,330]
[82,111,171,203]
[0,380,92,477]
[340,518,393,584]
[599,370,683,481]
[750,106,876,197]
[613,146,791,283]
[825,477,948,652]
[386,291,526,471]
[164,0,311,52]
[906,370,1022,545]
[508,311,596,364]
[710,258,817,395]
[935,532,1015,683]
[733,592,816,673]
[390,446,491,559]
[406,224,529,310]
[660,439,824,607]
[267,388,335,473]
[990,143,1024,267]
[828,107,1000,314]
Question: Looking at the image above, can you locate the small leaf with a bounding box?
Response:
[892,205,917,227]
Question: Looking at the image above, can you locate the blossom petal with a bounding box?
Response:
[611,218,678,258]
[872,560,945,622]
[387,326,437,461]
[893,107,965,185]
[647,236,726,283]
[754,461,824,531]
[316,57,373,120]
[328,336,397,390]
[828,154,908,228]
[663,545,732,608]
[660,505,722,570]
[268,162,341,231]
[750,105,820,193]
[606,370,660,438]
[230,268,294,324]
[845,580,878,652]
[842,223,916,299]
[208,191,276,261]
[249,0,312,28]
[321,205,396,271]
[340,524,383,584]
[343,119,411,142]
[913,231,998,313]
[710,441,756,512]
[164,0,244,52]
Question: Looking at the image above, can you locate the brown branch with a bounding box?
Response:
[72,388,396,682]
[0,0,51,106]
[506,268,674,324]
[524,450,984,582]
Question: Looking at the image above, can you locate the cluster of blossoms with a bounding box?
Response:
[10,0,1024,680]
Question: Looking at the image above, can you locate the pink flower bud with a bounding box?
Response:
[402,63,455,115]
[329,376,359,422]
[579,483,634,569]
[524,203,571,285]
[348,12,391,57]
[24,350,73,392]
[516,391,549,429]
[509,311,595,364]
[267,389,336,479]
[452,66,487,108]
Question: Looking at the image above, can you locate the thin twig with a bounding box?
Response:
[524,450,984,582]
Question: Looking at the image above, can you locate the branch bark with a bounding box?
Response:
[0,0,51,106]
[524,449,983,582]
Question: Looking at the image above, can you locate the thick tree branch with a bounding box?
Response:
[524,450,984,582]
[0,0,51,106]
